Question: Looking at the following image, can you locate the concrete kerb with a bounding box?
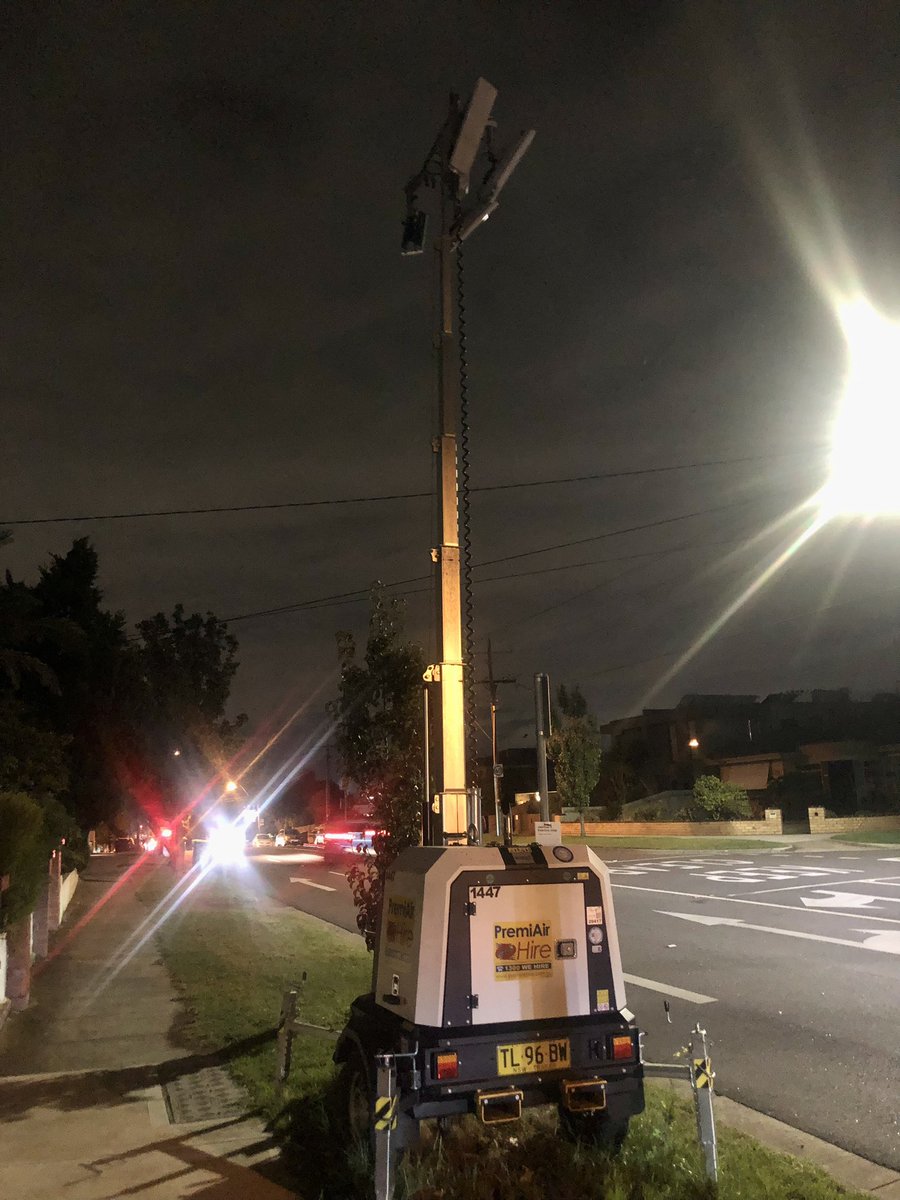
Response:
[660,1079,900,1196]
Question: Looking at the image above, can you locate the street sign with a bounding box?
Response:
[535,821,561,847]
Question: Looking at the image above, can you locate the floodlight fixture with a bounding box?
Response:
[455,199,499,244]
[453,128,535,244]
[449,77,497,194]
[401,206,429,255]
[482,128,536,201]
[818,298,900,519]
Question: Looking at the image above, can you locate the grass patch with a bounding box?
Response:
[399,1090,867,1200]
[513,834,776,851]
[834,830,900,845]
[149,871,866,1200]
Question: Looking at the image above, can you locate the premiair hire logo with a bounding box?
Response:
[494,921,553,979]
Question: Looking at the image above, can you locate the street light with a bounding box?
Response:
[818,298,900,519]
[225,779,238,793]
[688,738,700,785]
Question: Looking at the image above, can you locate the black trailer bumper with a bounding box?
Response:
[335,992,645,1125]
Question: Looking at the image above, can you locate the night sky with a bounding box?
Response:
[4,2,900,767]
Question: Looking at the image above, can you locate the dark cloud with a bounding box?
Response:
[3,1,900,765]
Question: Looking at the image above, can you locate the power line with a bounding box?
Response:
[1,448,821,526]
[574,584,900,682]
[221,509,770,626]
[473,497,756,570]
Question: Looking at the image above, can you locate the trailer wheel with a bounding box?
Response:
[336,1047,373,1146]
[334,1045,420,1155]
[558,1109,629,1153]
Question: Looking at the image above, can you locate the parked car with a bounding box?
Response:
[313,818,377,863]
[114,837,137,853]
[274,826,306,848]
[252,831,275,848]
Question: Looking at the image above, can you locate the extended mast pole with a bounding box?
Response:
[403,80,533,846]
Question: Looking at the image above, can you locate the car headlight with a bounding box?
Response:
[205,823,246,867]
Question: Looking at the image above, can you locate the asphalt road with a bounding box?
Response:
[249,844,900,1170]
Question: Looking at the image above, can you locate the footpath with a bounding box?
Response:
[0,855,297,1200]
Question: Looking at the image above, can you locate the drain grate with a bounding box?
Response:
[162,1066,248,1124]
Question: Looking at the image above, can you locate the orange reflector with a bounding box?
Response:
[434,1052,459,1081]
[611,1035,633,1061]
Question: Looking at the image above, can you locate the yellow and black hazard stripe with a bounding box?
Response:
[692,1057,713,1090]
[374,1094,398,1131]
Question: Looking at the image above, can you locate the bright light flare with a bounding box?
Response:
[205,821,247,867]
[143,836,158,853]
[160,826,173,839]
[819,299,900,519]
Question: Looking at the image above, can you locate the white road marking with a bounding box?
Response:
[289,877,336,891]
[623,973,717,1005]
[800,891,900,909]
[838,856,861,860]
[612,883,900,925]
[658,911,900,955]
[737,876,868,896]
[329,871,346,877]
[693,864,862,885]
[879,857,900,862]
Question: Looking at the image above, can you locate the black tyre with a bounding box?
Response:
[336,1047,373,1146]
[558,1108,630,1153]
[333,1045,420,1156]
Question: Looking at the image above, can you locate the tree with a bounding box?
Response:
[0,792,49,928]
[18,538,134,828]
[331,588,425,948]
[690,775,751,821]
[3,538,248,836]
[547,685,603,837]
[134,604,247,813]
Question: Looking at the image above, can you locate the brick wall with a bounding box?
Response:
[517,809,783,838]
[808,807,900,834]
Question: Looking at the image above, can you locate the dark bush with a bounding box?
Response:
[0,791,49,928]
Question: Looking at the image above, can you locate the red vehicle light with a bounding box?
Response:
[433,1051,459,1081]
[324,832,354,841]
[610,1035,634,1061]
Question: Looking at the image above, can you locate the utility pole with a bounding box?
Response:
[403,81,534,846]
[534,673,552,822]
[482,639,515,842]
[325,741,331,823]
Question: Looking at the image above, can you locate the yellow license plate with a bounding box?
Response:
[497,1038,570,1076]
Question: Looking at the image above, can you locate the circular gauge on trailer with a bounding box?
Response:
[588,926,604,945]
[552,845,574,862]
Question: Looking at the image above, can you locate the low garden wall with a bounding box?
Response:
[807,807,900,835]
[516,809,783,837]
[59,869,79,924]
[0,933,8,1029]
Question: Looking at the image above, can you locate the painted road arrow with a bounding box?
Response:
[289,877,336,892]
[800,890,900,909]
[658,911,900,956]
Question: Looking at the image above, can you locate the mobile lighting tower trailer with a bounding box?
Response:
[331,79,645,1193]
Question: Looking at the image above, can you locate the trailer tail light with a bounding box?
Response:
[610,1034,634,1062]
[433,1051,459,1082]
